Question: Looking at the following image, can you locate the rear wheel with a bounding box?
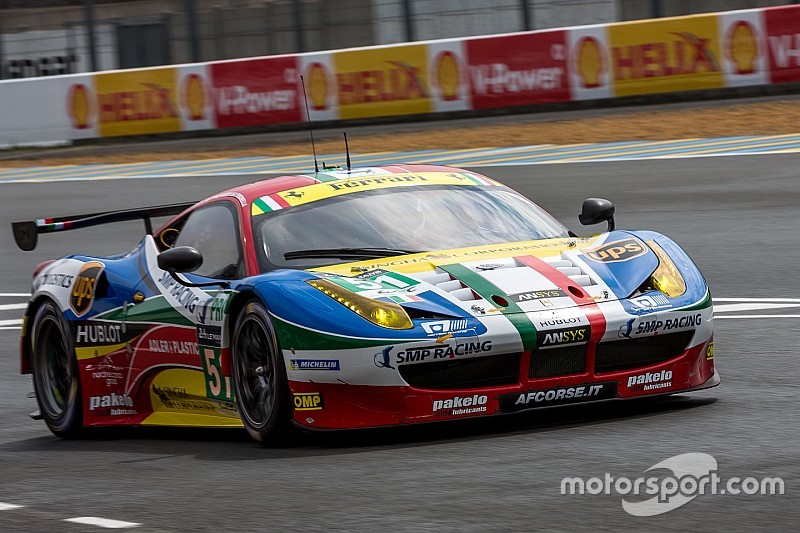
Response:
[31,300,83,438]
[231,300,290,445]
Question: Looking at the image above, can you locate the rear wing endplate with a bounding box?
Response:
[12,202,196,251]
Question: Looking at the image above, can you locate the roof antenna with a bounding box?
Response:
[343,132,351,171]
[299,75,319,173]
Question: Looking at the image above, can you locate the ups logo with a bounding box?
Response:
[583,238,647,263]
[70,261,104,316]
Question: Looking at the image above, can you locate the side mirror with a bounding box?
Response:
[157,246,203,273]
[579,198,615,232]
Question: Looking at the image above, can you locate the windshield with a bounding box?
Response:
[252,185,569,270]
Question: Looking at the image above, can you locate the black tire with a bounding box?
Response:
[30,300,84,438]
[231,300,290,446]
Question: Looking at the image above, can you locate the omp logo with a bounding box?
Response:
[726,20,758,75]
[583,238,647,263]
[538,326,589,347]
[434,50,461,101]
[89,393,133,410]
[706,341,715,360]
[292,393,324,411]
[576,36,605,88]
[67,83,92,129]
[70,261,104,317]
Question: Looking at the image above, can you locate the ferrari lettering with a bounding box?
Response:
[326,175,427,191]
[76,323,122,344]
[158,272,200,313]
[584,238,647,263]
[395,340,492,364]
[89,393,133,410]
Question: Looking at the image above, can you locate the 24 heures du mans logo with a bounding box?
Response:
[583,238,647,263]
[70,261,104,316]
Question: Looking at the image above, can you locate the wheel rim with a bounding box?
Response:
[235,316,277,429]
[35,314,74,419]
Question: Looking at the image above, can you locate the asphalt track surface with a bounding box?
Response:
[1,154,798,531]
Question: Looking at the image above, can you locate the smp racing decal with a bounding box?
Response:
[582,238,647,263]
[70,261,104,316]
[376,340,493,367]
[500,382,617,413]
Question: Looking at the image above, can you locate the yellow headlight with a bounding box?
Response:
[646,240,686,298]
[307,279,413,329]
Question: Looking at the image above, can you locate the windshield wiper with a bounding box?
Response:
[284,247,427,260]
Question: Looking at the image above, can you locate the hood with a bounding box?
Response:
[310,232,659,314]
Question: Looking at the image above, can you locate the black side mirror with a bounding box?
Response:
[157,246,203,273]
[579,198,615,232]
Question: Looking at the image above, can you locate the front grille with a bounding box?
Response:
[529,345,587,379]
[595,331,694,373]
[399,353,521,390]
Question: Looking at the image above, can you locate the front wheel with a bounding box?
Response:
[31,300,83,438]
[231,300,290,445]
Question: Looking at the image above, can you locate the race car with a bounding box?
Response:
[12,164,718,445]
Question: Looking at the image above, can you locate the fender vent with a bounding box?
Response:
[542,255,595,287]
[413,268,477,302]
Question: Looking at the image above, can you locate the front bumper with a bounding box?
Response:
[289,336,717,429]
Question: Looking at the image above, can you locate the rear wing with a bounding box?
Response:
[12,202,196,251]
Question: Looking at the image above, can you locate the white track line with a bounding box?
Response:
[716,314,800,319]
[0,319,23,326]
[64,517,140,529]
[0,293,29,297]
[714,303,800,313]
[0,303,27,311]
[0,326,21,331]
[0,502,24,511]
[714,297,800,302]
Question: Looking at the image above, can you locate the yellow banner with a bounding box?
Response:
[334,44,432,119]
[95,68,181,137]
[609,15,724,97]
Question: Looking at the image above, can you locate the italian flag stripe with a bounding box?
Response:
[252,196,283,216]
[460,172,490,186]
[270,193,291,208]
[440,263,537,351]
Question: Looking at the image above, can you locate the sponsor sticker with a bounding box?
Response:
[627,370,673,392]
[420,319,473,337]
[635,314,702,335]
[501,382,617,412]
[433,394,488,417]
[290,359,340,371]
[510,289,567,303]
[293,392,324,411]
[70,261,104,316]
[390,340,492,365]
[626,293,673,314]
[537,325,590,347]
[706,341,715,360]
[583,238,648,263]
[88,392,137,416]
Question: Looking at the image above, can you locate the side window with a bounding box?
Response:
[173,203,243,280]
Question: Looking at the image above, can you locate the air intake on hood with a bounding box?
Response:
[413,268,477,302]
[541,255,595,288]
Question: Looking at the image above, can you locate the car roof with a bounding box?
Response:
[217,164,486,205]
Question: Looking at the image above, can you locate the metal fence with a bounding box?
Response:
[0,0,797,79]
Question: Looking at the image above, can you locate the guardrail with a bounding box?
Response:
[2,5,799,148]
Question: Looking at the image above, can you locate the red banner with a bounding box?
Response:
[465,30,570,110]
[765,5,800,84]
[210,56,301,128]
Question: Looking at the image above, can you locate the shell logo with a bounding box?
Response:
[727,20,758,75]
[182,73,206,120]
[575,36,604,89]
[434,50,461,101]
[306,62,329,110]
[67,83,92,129]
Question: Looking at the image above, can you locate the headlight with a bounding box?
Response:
[646,240,686,298]
[307,279,413,329]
